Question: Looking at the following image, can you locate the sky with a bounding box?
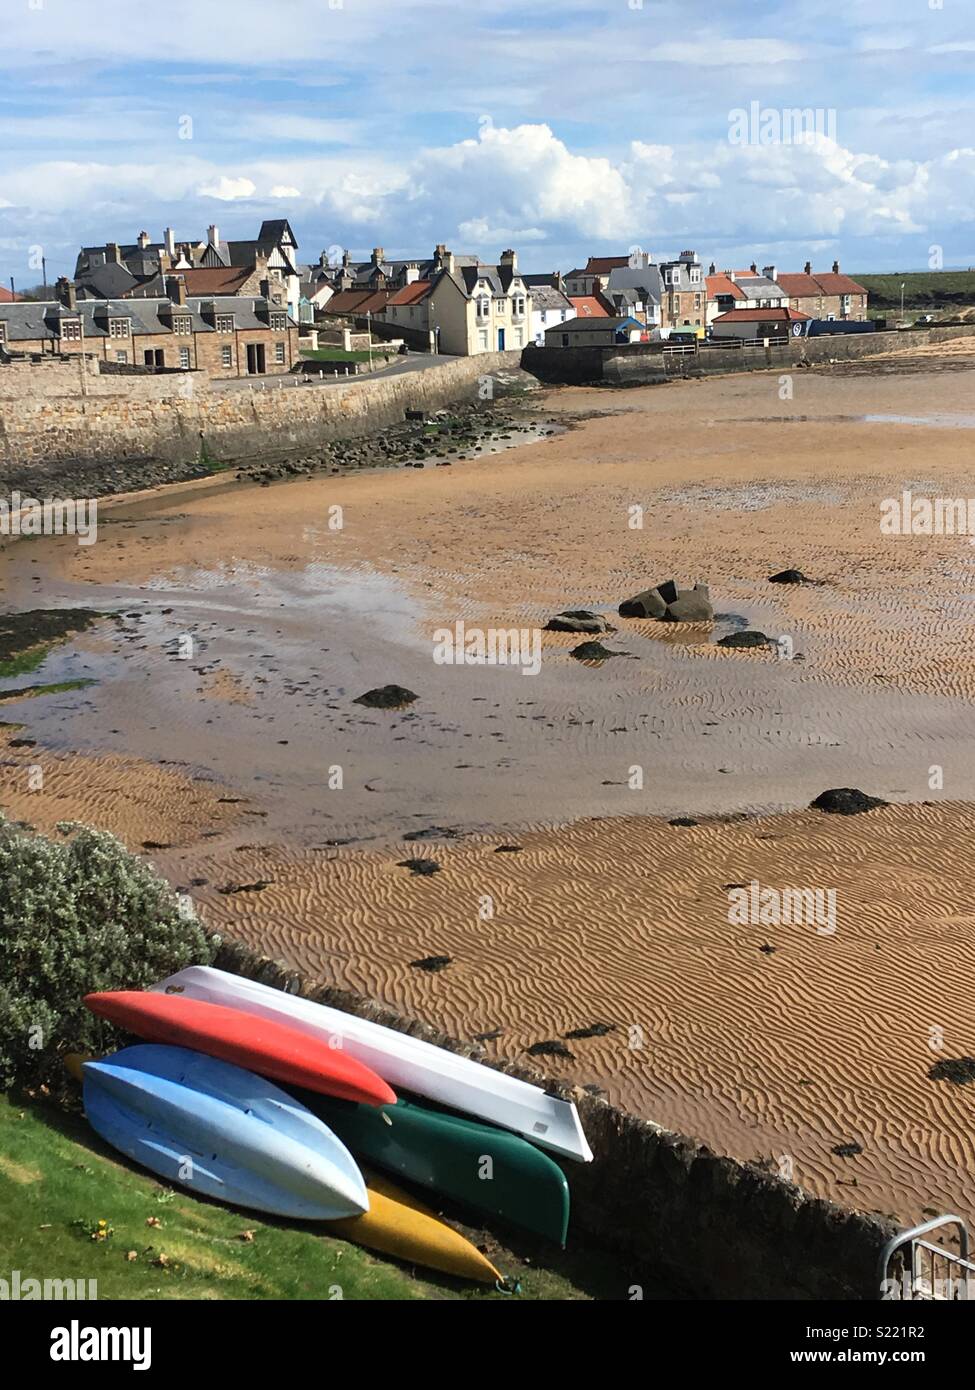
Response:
[0,0,973,286]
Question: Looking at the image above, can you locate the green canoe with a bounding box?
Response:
[304,1093,570,1246]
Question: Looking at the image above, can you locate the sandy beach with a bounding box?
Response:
[4,344,975,1231]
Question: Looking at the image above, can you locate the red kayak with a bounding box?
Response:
[83,992,396,1107]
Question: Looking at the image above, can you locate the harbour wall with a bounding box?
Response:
[0,351,523,494]
[522,323,975,386]
[213,936,899,1301]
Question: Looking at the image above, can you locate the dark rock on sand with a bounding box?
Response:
[570,640,625,661]
[831,1141,863,1157]
[217,880,272,894]
[929,1057,975,1086]
[473,1028,504,1042]
[669,816,698,827]
[619,587,668,619]
[409,954,452,972]
[718,630,771,649]
[526,1039,576,1061]
[810,788,888,815]
[354,684,418,709]
[564,1022,616,1040]
[544,610,613,634]
[398,858,441,876]
[769,568,811,584]
[664,585,714,623]
[494,844,522,853]
[403,825,464,841]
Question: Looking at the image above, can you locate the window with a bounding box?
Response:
[221,345,233,368]
[115,350,127,363]
[0,324,5,345]
[179,346,190,368]
[61,319,81,341]
[275,342,286,364]
[560,309,567,322]
[690,267,702,284]
[513,296,525,316]
[216,315,234,333]
[478,329,489,350]
[476,296,489,317]
[694,294,702,310]
[271,312,287,331]
[109,318,130,338]
[561,334,569,347]
[173,316,192,335]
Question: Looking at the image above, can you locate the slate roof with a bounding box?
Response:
[552,315,642,333]
[526,284,573,313]
[0,296,294,342]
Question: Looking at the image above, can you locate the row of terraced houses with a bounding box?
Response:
[0,216,870,378]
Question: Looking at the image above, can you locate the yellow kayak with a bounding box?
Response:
[328,1172,504,1285]
[64,1052,93,1083]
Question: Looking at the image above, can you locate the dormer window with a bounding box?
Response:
[690,267,702,284]
[172,316,192,335]
[109,318,130,338]
[216,315,235,333]
[476,296,490,317]
[270,312,288,331]
[60,319,82,341]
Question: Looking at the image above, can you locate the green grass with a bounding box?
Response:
[0,1094,619,1301]
[0,679,95,704]
[0,643,54,679]
[855,270,975,311]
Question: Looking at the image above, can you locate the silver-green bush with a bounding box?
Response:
[0,817,215,1089]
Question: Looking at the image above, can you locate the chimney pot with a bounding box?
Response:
[56,276,77,311]
[804,261,812,275]
[750,262,757,274]
[832,259,840,274]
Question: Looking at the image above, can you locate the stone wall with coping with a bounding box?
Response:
[522,324,975,386]
[212,936,899,1301]
[0,350,523,491]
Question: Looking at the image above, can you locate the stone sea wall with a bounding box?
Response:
[522,323,975,386]
[213,937,898,1301]
[0,351,522,494]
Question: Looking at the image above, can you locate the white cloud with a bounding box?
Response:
[269,185,302,198]
[196,176,257,200]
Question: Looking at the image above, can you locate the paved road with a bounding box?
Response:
[207,353,457,393]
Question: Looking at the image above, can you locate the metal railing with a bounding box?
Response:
[878,1215,974,1299]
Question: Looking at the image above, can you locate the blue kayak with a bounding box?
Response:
[82,1045,368,1219]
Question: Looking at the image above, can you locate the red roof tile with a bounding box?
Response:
[712,307,810,322]
[775,273,823,297]
[810,271,867,296]
[569,295,611,318]
[321,289,392,316]
[169,266,252,296]
[706,274,745,300]
[387,280,432,306]
[0,285,23,302]
[583,256,630,275]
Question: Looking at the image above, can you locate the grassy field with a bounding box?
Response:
[855,269,975,312]
[0,1094,625,1301]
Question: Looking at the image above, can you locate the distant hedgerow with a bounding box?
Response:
[0,816,215,1090]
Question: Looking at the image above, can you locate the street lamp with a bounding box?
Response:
[900,282,906,320]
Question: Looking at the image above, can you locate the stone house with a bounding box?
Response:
[775,262,869,321]
[705,264,788,325]
[0,276,298,378]
[366,247,532,354]
[523,274,576,346]
[544,315,644,347]
[657,251,707,332]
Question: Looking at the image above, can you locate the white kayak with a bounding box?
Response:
[152,966,593,1163]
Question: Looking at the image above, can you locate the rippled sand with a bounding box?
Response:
[5,343,975,1230]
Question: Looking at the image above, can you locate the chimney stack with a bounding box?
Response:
[763,264,777,281]
[832,259,840,274]
[500,248,518,271]
[106,242,122,265]
[56,276,77,311]
[749,261,757,274]
[138,230,150,249]
[804,260,812,275]
[208,224,220,247]
[708,262,716,275]
[164,227,176,257]
[372,246,384,266]
[166,273,188,306]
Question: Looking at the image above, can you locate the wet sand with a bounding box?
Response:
[4,343,975,1229]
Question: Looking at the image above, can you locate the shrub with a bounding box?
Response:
[0,817,215,1090]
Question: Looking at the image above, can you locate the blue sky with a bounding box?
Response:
[1,0,973,285]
